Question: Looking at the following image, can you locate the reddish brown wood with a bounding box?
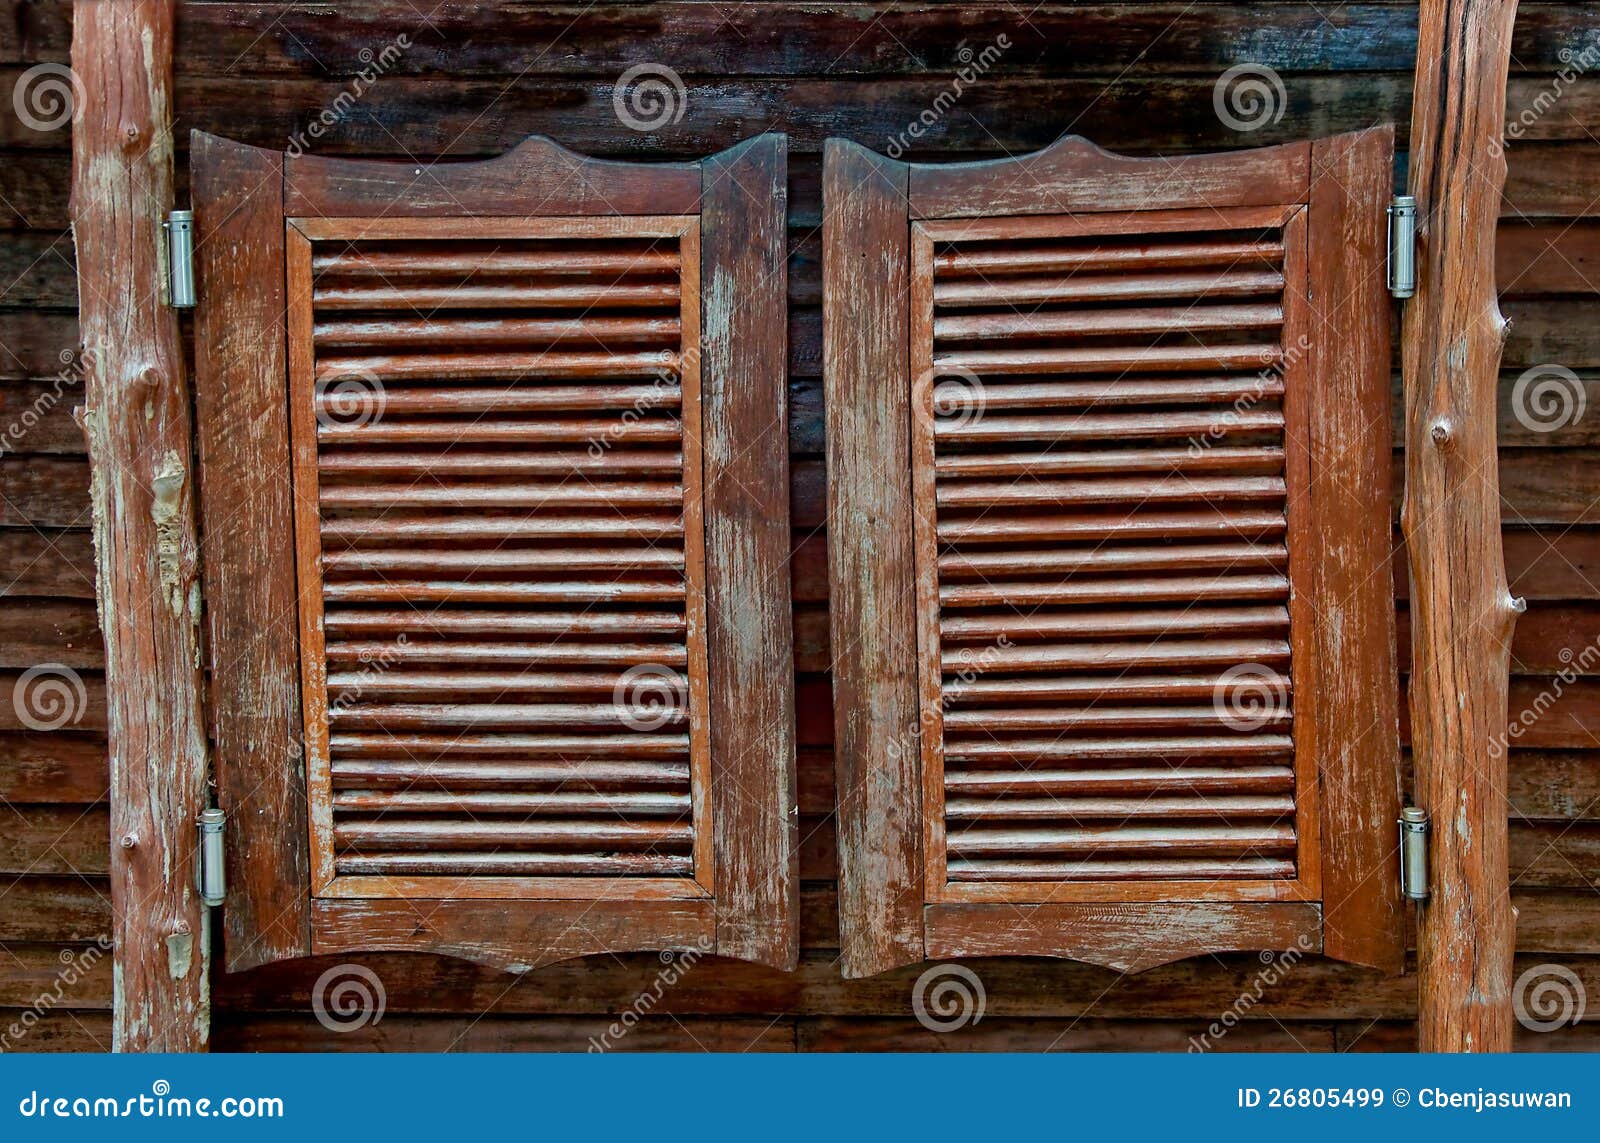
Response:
[1305,125,1404,973]
[822,139,923,978]
[311,899,715,974]
[69,0,209,1051]
[190,132,311,971]
[925,903,1322,973]
[908,135,1310,219]
[1401,0,1521,1052]
[286,135,701,217]
[701,134,800,968]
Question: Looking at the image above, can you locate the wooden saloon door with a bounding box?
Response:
[190,133,797,972]
[824,129,1403,978]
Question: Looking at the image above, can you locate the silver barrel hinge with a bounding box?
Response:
[1387,194,1417,299]
[162,208,196,309]
[196,807,226,907]
[1398,805,1430,901]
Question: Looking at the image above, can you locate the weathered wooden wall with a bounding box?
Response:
[3,0,1599,1051]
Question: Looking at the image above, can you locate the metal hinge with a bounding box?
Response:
[162,208,196,309]
[1386,194,1417,299]
[1398,805,1430,901]
[195,808,226,907]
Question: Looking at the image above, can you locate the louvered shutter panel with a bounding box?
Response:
[192,133,797,973]
[825,131,1402,978]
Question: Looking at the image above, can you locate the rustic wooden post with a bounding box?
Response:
[70,0,211,1051]
[1401,0,1521,1051]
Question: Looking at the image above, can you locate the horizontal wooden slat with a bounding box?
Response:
[945,765,1296,797]
[942,705,1290,733]
[935,302,1283,340]
[946,823,1297,856]
[945,795,1295,820]
[937,474,1285,508]
[949,857,1298,881]
[935,409,1284,444]
[941,573,1290,608]
[328,702,686,730]
[938,507,1286,544]
[330,757,689,788]
[946,638,1290,674]
[332,790,689,814]
[945,672,1292,705]
[933,269,1285,306]
[943,734,1295,764]
[334,818,694,849]
[328,732,689,759]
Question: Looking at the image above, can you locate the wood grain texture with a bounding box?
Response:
[701,134,799,968]
[908,135,1310,219]
[190,131,312,971]
[69,0,209,1052]
[822,139,923,977]
[925,903,1322,973]
[1305,126,1405,973]
[311,898,715,974]
[1401,0,1521,1053]
[286,135,701,217]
